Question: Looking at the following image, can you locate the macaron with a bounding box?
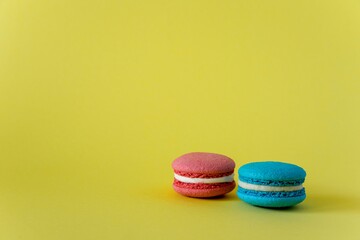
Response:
[237,161,306,208]
[172,152,236,198]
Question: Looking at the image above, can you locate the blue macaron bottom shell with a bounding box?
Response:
[237,188,306,208]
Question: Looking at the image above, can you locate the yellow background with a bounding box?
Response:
[1,0,360,239]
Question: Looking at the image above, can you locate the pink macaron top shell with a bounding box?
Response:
[174,170,233,178]
[172,152,235,174]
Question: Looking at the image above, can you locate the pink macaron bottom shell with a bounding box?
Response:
[173,180,236,198]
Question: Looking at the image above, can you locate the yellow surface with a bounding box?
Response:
[1,1,360,239]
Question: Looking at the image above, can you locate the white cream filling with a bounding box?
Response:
[238,180,303,192]
[174,173,234,184]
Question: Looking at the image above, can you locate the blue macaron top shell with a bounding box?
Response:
[238,161,306,182]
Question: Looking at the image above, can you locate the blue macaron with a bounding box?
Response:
[237,161,306,208]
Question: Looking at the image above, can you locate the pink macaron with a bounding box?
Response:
[172,152,236,198]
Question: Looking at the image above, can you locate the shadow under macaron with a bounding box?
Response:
[195,192,239,201]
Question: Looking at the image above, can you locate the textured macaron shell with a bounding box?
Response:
[238,161,306,181]
[237,161,306,207]
[174,171,233,178]
[172,152,236,198]
[237,191,306,208]
[174,181,236,198]
[172,152,235,174]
